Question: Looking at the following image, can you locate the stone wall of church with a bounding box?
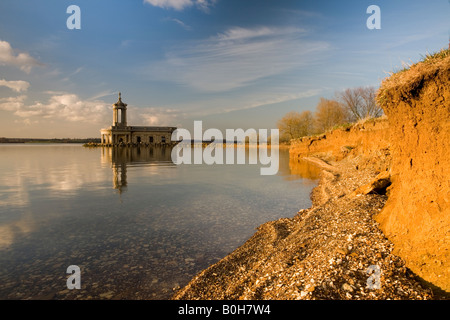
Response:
[100,130,173,145]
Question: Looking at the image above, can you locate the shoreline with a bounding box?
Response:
[172,150,442,300]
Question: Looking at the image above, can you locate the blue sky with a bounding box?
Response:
[0,0,448,138]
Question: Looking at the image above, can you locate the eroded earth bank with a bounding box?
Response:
[172,51,449,300]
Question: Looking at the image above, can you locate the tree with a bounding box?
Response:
[314,98,348,133]
[338,86,383,121]
[360,86,383,118]
[277,110,314,142]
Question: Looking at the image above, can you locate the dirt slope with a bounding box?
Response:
[375,51,450,293]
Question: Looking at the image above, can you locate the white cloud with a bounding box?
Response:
[144,0,194,10]
[31,94,110,123]
[43,90,69,95]
[0,40,42,73]
[194,0,216,13]
[0,93,111,124]
[0,79,30,92]
[149,26,329,92]
[144,0,216,12]
[0,95,27,112]
[0,93,184,128]
[129,106,183,127]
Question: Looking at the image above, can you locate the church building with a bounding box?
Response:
[100,93,177,146]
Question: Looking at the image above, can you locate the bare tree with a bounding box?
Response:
[277,110,314,142]
[338,88,362,122]
[338,86,383,121]
[360,86,383,118]
[314,98,348,133]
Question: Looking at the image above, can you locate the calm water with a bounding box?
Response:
[0,144,320,300]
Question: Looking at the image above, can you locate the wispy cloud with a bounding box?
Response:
[166,17,192,30]
[61,67,85,82]
[149,26,329,92]
[194,0,217,13]
[0,40,43,73]
[88,90,117,101]
[220,89,322,114]
[121,39,133,48]
[217,26,304,41]
[144,0,216,12]
[169,88,323,119]
[0,79,30,92]
[384,32,442,50]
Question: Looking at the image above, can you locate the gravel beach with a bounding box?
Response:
[173,154,439,300]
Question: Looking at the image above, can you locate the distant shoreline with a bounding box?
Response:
[0,138,101,144]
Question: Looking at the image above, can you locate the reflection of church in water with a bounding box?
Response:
[99,92,178,193]
[100,93,177,146]
[101,146,175,194]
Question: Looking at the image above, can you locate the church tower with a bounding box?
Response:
[100,91,176,146]
[113,92,127,127]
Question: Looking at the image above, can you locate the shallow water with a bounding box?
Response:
[0,144,320,299]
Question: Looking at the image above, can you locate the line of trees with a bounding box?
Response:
[277,86,383,142]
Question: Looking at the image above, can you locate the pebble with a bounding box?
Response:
[342,283,353,292]
[99,291,115,299]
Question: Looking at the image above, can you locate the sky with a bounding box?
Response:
[0,0,448,138]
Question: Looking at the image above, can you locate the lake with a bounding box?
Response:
[0,144,320,299]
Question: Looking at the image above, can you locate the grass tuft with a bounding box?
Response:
[420,48,450,64]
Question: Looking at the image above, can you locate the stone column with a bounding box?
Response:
[113,108,118,126]
[121,108,127,127]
